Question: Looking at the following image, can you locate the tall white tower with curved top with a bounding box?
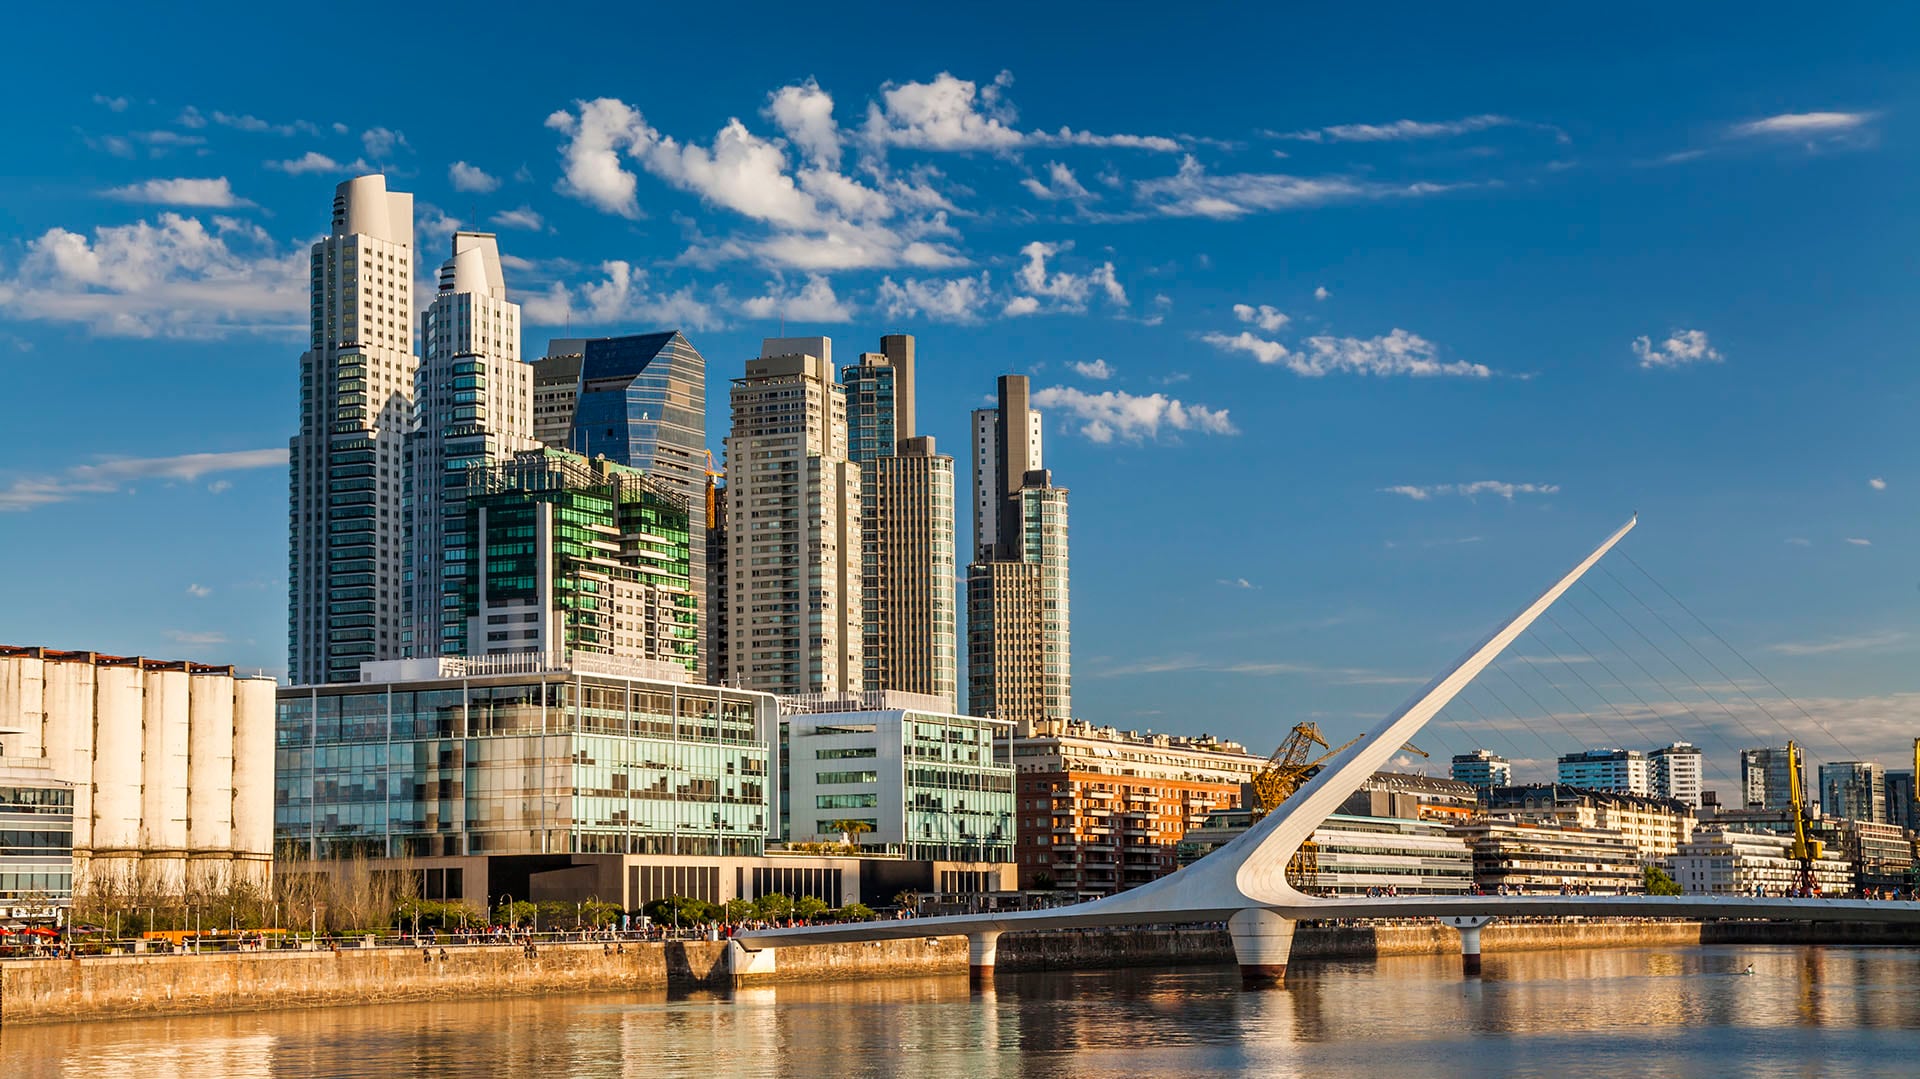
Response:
[289,175,418,684]
[404,231,534,658]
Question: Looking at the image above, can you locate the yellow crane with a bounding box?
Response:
[1785,739,1823,894]
[1248,723,1428,822]
[703,450,724,531]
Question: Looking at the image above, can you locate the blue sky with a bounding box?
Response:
[1,4,1914,791]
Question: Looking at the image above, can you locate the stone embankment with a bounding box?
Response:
[8,920,1920,1025]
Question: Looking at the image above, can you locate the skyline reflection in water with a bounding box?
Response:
[5,945,1919,1078]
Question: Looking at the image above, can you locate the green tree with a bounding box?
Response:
[580,900,622,928]
[892,889,919,914]
[1644,866,1683,896]
[794,895,829,922]
[754,893,794,921]
[644,895,714,926]
[724,898,757,923]
[836,902,876,923]
[499,900,537,926]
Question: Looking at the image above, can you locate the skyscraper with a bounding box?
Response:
[724,338,862,694]
[967,375,1070,724]
[289,175,419,685]
[462,447,695,672]
[404,231,534,659]
[1739,746,1804,809]
[1818,760,1887,822]
[534,332,709,678]
[843,335,957,708]
[1450,749,1512,790]
[1649,741,1704,807]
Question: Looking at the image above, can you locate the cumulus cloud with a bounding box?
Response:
[1030,385,1237,444]
[741,274,853,322]
[1276,114,1521,142]
[1633,329,1723,369]
[1202,330,1290,366]
[489,205,545,230]
[93,94,129,112]
[1206,324,1488,377]
[875,273,991,323]
[765,79,842,168]
[520,260,719,331]
[861,70,1179,153]
[449,161,501,193]
[0,214,304,337]
[1845,537,1872,547]
[1232,303,1288,332]
[1135,155,1471,218]
[1729,111,1873,138]
[100,177,253,208]
[1314,286,1330,300]
[1005,240,1126,314]
[186,583,213,598]
[0,447,288,511]
[1216,577,1257,590]
[1022,161,1094,201]
[1071,359,1113,380]
[210,111,318,136]
[267,151,367,176]
[1869,477,1887,491]
[1379,481,1559,502]
[546,97,652,217]
[361,126,408,158]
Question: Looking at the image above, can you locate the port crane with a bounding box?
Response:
[1785,739,1823,895]
[1249,722,1428,821]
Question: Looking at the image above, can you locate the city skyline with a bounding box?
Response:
[1,6,1915,776]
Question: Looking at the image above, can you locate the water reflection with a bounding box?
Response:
[5,945,1919,1078]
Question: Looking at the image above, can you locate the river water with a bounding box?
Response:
[6,945,1919,1077]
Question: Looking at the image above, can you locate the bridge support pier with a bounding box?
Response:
[1229,908,1295,987]
[968,931,1001,985]
[1443,916,1493,976]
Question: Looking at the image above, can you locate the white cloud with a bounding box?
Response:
[1022,161,1094,201]
[1729,112,1873,138]
[1314,286,1330,301]
[1207,325,1488,377]
[177,106,207,129]
[546,97,652,218]
[186,583,213,598]
[741,274,853,322]
[1006,240,1127,314]
[875,273,991,323]
[489,205,545,231]
[361,126,408,158]
[1030,385,1237,444]
[765,79,842,168]
[1202,330,1290,366]
[449,161,501,193]
[1135,155,1470,218]
[210,111,317,136]
[1868,477,1887,491]
[94,94,129,112]
[0,447,288,511]
[267,151,367,176]
[1846,537,1872,546]
[1768,631,1906,657]
[1379,481,1559,501]
[520,260,720,331]
[1633,329,1723,369]
[1071,359,1113,380]
[1216,577,1257,590]
[1001,295,1040,317]
[861,70,1180,154]
[1277,114,1519,143]
[100,177,253,208]
[163,630,229,646]
[1232,303,1288,332]
[0,214,305,337]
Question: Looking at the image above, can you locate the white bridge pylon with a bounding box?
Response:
[733,515,1920,985]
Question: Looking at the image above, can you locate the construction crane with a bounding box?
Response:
[1784,739,1823,895]
[1248,723,1427,822]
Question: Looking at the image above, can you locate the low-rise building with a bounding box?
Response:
[1556,748,1651,796]
[1177,809,1473,896]
[1669,826,1854,897]
[1827,818,1912,893]
[1450,818,1642,894]
[1482,784,1695,861]
[1450,749,1511,790]
[1342,772,1481,824]
[1010,718,1266,898]
[0,760,74,921]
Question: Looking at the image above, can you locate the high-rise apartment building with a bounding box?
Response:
[1555,748,1651,796]
[1450,749,1512,789]
[462,448,695,673]
[404,231,535,659]
[843,336,957,709]
[967,375,1070,724]
[724,338,862,695]
[1818,760,1887,823]
[1887,770,1916,830]
[1649,741,1704,807]
[1740,746,1805,809]
[290,175,419,684]
[535,333,709,678]
[706,473,730,684]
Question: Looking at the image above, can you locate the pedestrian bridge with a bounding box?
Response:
[734,517,1920,984]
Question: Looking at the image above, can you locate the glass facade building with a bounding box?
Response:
[0,770,75,911]
[275,661,777,860]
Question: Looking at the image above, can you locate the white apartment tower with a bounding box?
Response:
[404,231,535,659]
[972,386,1045,562]
[289,175,419,685]
[724,338,863,694]
[1649,741,1705,808]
